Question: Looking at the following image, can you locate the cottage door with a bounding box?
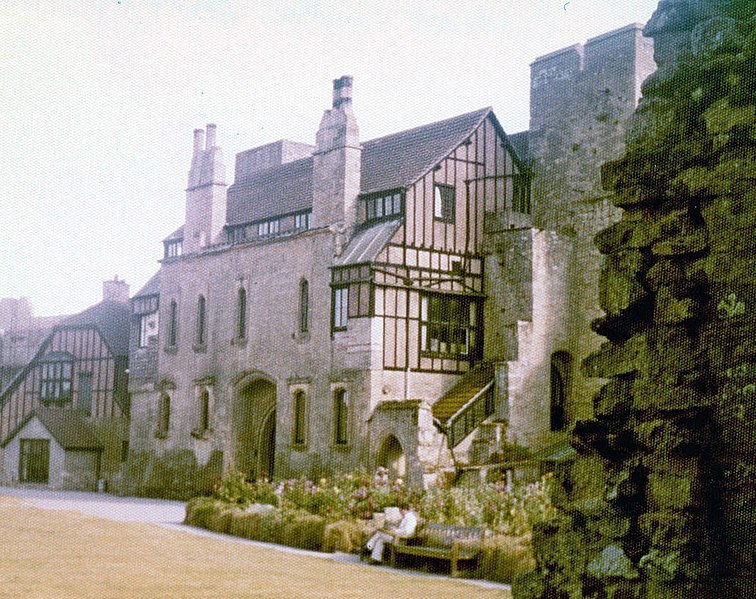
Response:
[19,439,50,483]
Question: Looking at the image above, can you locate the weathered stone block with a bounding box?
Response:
[654,286,701,325]
[646,470,702,510]
[593,377,634,420]
[599,255,649,316]
[587,544,639,579]
[583,333,649,379]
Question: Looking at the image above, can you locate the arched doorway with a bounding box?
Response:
[377,434,406,478]
[233,376,276,481]
[259,408,276,480]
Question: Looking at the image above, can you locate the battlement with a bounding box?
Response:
[530,23,654,131]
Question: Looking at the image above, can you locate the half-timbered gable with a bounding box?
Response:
[0,298,130,490]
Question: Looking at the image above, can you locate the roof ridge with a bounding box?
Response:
[363,107,492,147]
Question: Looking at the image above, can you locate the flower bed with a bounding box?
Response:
[184,468,554,582]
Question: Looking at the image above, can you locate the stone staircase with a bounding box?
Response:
[432,362,496,448]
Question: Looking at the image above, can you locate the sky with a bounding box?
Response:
[1,0,660,317]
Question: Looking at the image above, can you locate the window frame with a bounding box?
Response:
[257,219,280,238]
[298,280,309,335]
[195,295,207,347]
[363,190,404,225]
[167,300,178,348]
[292,390,307,446]
[39,353,74,404]
[332,285,348,331]
[156,392,171,438]
[333,388,349,446]
[419,293,480,359]
[433,183,456,222]
[294,211,311,231]
[236,287,247,340]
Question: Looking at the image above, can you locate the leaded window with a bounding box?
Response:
[332,286,348,331]
[40,353,73,403]
[364,190,403,224]
[420,294,479,358]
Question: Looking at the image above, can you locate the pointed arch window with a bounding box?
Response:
[293,390,307,445]
[168,300,178,347]
[196,295,207,346]
[236,287,247,340]
[157,392,171,437]
[299,280,309,335]
[334,388,349,445]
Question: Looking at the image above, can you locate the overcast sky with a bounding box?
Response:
[1,0,660,317]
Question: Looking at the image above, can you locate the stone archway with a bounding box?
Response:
[259,408,276,480]
[377,434,406,478]
[233,376,276,481]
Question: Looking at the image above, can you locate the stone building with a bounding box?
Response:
[0,278,131,490]
[125,24,656,497]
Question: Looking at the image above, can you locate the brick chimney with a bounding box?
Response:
[311,76,362,233]
[103,276,130,304]
[184,123,227,254]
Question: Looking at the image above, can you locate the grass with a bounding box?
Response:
[0,500,511,598]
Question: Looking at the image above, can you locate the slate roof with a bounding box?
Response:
[507,131,530,163]
[0,407,103,450]
[227,156,313,227]
[360,107,492,194]
[59,300,131,357]
[133,271,161,299]
[226,107,496,227]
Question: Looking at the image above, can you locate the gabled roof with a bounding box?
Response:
[163,226,184,243]
[59,300,131,357]
[133,271,161,299]
[360,107,492,194]
[226,107,496,227]
[1,407,103,450]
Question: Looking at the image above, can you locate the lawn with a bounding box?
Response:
[0,498,511,598]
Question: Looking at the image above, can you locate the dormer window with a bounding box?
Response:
[364,190,403,224]
[164,240,183,259]
[294,211,311,231]
[258,219,280,238]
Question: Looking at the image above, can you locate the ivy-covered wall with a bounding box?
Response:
[515,1,755,597]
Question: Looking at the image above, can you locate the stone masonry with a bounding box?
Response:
[515,1,755,597]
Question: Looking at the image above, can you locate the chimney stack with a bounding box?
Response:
[205,123,217,149]
[332,75,353,109]
[103,276,130,305]
[193,128,205,158]
[312,76,362,233]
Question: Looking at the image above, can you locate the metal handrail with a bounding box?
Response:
[444,379,494,428]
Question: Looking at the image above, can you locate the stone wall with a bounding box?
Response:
[516,2,755,597]
[528,24,657,426]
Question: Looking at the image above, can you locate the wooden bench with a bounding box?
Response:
[389,523,485,577]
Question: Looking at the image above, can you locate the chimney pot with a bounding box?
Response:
[206,124,217,150]
[332,75,353,109]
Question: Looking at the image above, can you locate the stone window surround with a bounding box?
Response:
[191,378,215,440]
[288,380,311,449]
[331,382,351,448]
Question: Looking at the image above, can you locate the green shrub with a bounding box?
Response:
[479,533,536,583]
[322,519,369,554]
[184,497,224,528]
